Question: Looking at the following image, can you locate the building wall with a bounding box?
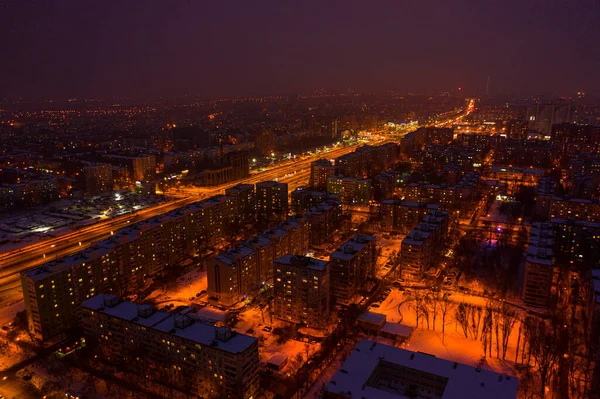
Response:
[80,298,259,399]
[273,256,330,328]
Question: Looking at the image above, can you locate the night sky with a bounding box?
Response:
[1,0,599,99]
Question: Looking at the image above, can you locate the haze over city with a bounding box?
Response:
[1,2,600,399]
[1,0,600,100]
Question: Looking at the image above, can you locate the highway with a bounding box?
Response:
[0,141,366,305]
[0,107,471,306]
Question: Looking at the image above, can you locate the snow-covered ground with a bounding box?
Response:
[0,193,168,253]
[370,288,524,376]
[232,306,320,373]
[145,267,207,307]
[374,233,403,279]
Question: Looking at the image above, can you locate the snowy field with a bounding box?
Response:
[145,267,208,308]
[370,288,525,376]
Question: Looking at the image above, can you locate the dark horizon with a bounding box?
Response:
[1,0,599,100]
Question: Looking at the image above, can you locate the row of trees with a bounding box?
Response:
[404,289,587,399]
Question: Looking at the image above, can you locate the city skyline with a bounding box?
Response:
[1,0,599,100]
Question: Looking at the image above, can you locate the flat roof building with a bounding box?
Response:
[325,339,518,399]
[81,294,259,399]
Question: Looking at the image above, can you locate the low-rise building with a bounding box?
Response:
[324,339,518,399]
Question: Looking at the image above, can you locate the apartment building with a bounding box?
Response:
[327,176,372,206]
[207,217,309,307]
[310,159,336,190]
[549,197,600,222]
[273,255,331,329]
[290,186,340,215]
[380,200,440,233]
[400,172,480,211]
[329,234,377,303]
[305,200,343,245]
[400,210,449,279]
[225,183,256,226]
[522,223,555,306]
[80,295,259,399]
[535,176,555,219]
[84,163,113,196]
[106,154,156,182]
[0,179,59,213]
[22,195,234,341]
[255,181,289,229]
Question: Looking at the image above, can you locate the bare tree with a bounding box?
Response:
[430,290,440,331]
[499,303,517,360]
[410,291,425,328]
[481,306,494,359]
[422,292,431,330]
[530,322,560,398]
[439,293,454,343]
[514,318,523,364]
[456,302,470,339]
[471,306,483,340]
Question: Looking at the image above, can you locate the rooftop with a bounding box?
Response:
[81,294,257,354]
[326,339,518,399]
[276,254,328,271]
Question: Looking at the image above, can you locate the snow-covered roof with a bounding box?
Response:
[326,340,518,399]
[82,294,256,355]
[381,322,413,337]
[276,254,328,271]
[358,311,386,325]
[268,353,288,366]
[81,294,170,328]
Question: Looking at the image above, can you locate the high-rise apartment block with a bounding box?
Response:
[399,172,480,211]
[549,197,600,222]
[290,186,339,215]
[522,223,555,306]
[81,295,259,399]
[310,159,337,190]
[255,181,288,228]
[400,210,449,279]
[327,176,372,206]
[225,183,256,225]
[207,217,309,306]
[380,200,440,233]
[535,176,555,219]
[273,255,331,329]
[22,195,234,341]
[329,234,377,303]
[84,163,113,196]
[305,200,343,246]
[106,154,156,182]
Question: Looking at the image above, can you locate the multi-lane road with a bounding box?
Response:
[0,141,367,305]
[0,107,472,306]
